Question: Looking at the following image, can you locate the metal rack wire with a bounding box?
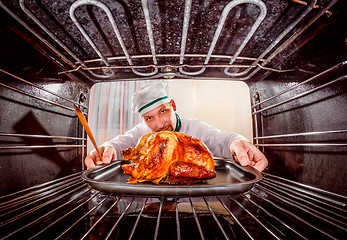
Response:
[0,1,345,238]
[1,0,340,81]
[0,172,345,239]
[252,61,347,148]
[0,68,87,152]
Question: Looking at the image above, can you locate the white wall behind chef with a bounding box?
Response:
[168,80,253,142]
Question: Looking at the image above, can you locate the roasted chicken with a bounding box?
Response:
[121,131,216,184]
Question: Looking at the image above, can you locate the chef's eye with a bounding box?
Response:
[160,108,170,114]
[145,117,152,122]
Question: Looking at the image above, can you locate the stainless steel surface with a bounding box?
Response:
[0,68,87,111]
[0,58,88,192]
[0,173,346,239]
[0,0,346,239]
[250,58,347,194]
[82,159,262,197]
[0,145,84,150]
[251,62,347,110]
[252,75,346,115]
[0,81,75,111]
[247,0,339,81]
[0,69,87,151]
[1,0,342,81]
[254,129,347,140]
[0,69,87,109]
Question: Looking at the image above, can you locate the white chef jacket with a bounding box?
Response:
[101,117,247,160]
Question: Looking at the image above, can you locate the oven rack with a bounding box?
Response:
[0,68,87,155]
[0,68,88,111]
[0,172,345,239]
[0,0,339,81]
[252,61,347,148]
[251,62,347,115]
[0,133,84,150]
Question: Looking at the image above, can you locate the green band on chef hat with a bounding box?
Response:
[138,96,169,114]
[132,82,170,116]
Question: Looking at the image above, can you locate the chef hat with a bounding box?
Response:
[132,82,170,115]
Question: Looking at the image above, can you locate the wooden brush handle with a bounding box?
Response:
[74,105,102,160]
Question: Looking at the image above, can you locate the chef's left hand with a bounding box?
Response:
[230,139,268,172]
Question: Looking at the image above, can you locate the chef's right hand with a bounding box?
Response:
[84,145,116,169]
[230,139,268,172]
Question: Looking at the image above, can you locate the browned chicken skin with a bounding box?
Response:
[122,131,216,184]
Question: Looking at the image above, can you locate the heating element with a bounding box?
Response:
[0,171,346,239]
[0,0,341,81]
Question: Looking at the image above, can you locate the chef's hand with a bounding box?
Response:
[85,145,116,169]
[230,139,268,172]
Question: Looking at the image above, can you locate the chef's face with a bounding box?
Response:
[142,100,177,132]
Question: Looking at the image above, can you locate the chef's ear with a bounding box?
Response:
[170,99,177,111]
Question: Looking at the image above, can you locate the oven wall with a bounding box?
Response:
[0,14,90,194]
[247,9,347,195]
[250,75,346,196]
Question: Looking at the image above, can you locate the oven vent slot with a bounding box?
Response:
[0,173,346,239]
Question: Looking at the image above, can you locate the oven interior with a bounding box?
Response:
[0,0,346,239]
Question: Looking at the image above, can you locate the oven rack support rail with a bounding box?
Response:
[0,67,89,171]
[0,68,88,158]
[252,61,347,148]
[0,0,340,81]
[0,172,346,239]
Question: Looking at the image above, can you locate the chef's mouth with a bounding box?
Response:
[159,126,172,132]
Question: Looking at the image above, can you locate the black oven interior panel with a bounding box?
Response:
[247,9,347,195]
[2,0,343,81]
[250,69,347,196]
[0,14,90,194]
[0,79,88,194]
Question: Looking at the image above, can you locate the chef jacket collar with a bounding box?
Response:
[174,113,181,132]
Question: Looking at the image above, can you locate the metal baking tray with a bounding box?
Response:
[81,159,262,197]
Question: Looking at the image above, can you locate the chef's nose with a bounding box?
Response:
[156,119,165,130]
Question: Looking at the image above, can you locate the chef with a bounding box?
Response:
[85,82,268,172]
